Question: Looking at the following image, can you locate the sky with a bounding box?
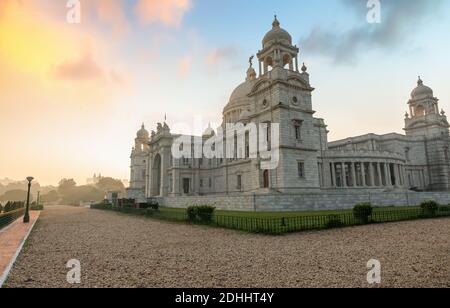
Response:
[0,0,449,186]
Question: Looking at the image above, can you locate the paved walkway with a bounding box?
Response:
[4,206,450,288]
[0,211,40,285]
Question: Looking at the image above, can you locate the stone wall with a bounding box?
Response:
[159,191,450,212]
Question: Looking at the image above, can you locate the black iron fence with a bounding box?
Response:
[0,208,25,230]
[91,203,450,235]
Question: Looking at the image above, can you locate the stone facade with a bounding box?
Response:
[126,17,450,210]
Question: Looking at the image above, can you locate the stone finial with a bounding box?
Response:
[418,76,423,85]
[405,112,409,119]
[272,15,280,28]
[441,109,446,116]
[301,62,308,73]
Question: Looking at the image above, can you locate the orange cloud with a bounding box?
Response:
[54,51,104,81]
[87,0,130,36]
[135,0,192,27]
[178,56,192,79]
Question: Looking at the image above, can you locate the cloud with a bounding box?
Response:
[54,51,104,81]
[301,0,443,64]
[89,0,129,36]
[135,0,192,27]
[177,56,192,79]
[205,47,241,66]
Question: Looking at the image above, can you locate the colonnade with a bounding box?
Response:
[329,161,405,188]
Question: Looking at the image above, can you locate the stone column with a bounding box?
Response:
[387,163,393,187]
[377,163,382,187]
[331,162,337,188]
[259,60,262,77]
[369,163,375,187]
[361,162,366,187]
[295,56,299,72]
[341,162,347,187]
[352,162,357,187]
[393,164,400,187]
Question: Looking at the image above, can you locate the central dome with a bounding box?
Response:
[262,16,292,48]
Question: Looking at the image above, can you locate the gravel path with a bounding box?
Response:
[5,205,450,288]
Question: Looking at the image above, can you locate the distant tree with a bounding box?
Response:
[41,190,60,203]
[0,190,28,202]
[96,177,125,194]
[61,185,104,205]
[58,179,77,194]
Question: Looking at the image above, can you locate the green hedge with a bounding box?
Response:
[91,203,450,235]
[187,205,216,224]
[353,203,374,224]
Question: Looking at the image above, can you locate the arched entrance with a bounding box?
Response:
[152,154,161,196]
[263,170,269,188]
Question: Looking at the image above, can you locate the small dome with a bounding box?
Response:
[203,123,215,136]
[411,77,433,99]
[262,16,292,48]
[137,124,149,139]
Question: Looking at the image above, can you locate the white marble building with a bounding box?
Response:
[127,18,450,210]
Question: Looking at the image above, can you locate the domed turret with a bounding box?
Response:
[137,123,149,139]
[411,77,434,100]
[262,16,292,48]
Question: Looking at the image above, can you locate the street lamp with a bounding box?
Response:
[24,176,34,223]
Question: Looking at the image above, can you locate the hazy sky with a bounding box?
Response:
[1,0,449,186]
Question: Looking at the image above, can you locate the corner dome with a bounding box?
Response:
[137,124,149,139]
[262,16,292,48]
[224,79,255,113]
[411,77,433,100]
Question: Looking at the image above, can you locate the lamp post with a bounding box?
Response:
[24,176,34,223]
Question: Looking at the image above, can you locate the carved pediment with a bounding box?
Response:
[250,79,272,95]
[286,76,310,89]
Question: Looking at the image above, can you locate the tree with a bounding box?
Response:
[60,185,104,205]
[41,190,60,203]
[96,177,125,194]
[0,190,28,202]
[58,179,77,194]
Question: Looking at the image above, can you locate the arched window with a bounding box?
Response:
[415,105,425,117]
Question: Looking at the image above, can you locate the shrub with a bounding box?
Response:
[325,214,343,229]
[353,203,373,224]
[139,201,159,210]
[420,201,439,217]
[186,205,216,224]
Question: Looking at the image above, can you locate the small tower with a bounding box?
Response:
[405,77,450,191]
[405,77,449,137]
[256,16,300,76]
[128,124,150,200]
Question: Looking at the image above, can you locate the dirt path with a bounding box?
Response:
[4,205,450,288]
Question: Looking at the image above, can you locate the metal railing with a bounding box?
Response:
[91,204,450,235]
[0,208,25,230]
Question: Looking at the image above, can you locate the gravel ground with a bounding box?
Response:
[5,205,450,288]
